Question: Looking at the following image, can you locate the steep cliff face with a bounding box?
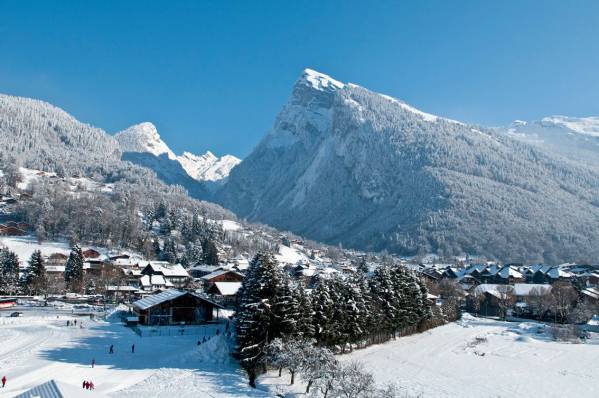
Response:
[218,69,599,263]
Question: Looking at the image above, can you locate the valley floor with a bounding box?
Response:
[1,309,597,398]
[260,314,599,398]
[0,307,268,398]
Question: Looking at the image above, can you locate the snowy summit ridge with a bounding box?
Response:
[115,122,176,160]
[115,122,240,183]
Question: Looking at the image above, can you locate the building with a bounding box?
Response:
[200,269,244,289]
[207,281,242,307]
[130,289,224,326]
[141,262,190,289]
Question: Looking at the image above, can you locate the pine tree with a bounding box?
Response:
[25,250,48,295]
[161,238,177,263]
[272,274,301,337]
[201,238,219,265]
[295,281,315,339]
[312,277,336,345]
[236,252,282,387]
[0,248,20,295]
[65,245,84,293]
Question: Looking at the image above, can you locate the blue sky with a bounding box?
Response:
[1,1,598,158]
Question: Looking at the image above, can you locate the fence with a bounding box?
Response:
[131,322,226,338]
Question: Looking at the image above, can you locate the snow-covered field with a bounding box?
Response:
[0,309,268,398]
[343,314,599,398]
[1,310,597,398]
[260,314,599,398]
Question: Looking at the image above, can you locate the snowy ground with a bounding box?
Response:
[260,314,599,398]
[0,308,269,398]
[2,310,598,398]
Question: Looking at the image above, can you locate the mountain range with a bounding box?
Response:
[217,69,599,263]
[1,70,599,263]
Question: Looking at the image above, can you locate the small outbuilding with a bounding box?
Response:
[131,289,224,326]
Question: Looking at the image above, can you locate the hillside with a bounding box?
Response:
[217,69,599,263]
[497,116,599,169]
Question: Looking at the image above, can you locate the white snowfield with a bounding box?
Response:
[0,310,268,398]
[343,314,599,398]
[1,310,598,398]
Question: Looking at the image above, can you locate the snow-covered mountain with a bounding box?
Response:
[115,122,177,160]
[177,151,240,183]
[0,93,121,174]
[218,69,599,263]
[498,116,599,168]
[115,122,240,184]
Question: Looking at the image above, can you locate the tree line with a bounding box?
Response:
[235,252,433,390]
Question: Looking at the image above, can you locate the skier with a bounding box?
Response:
[91,358,95,368]
[2,375,6,388]
[109,344,114,354]
[131,344,135,353]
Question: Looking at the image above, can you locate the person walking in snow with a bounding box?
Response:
[83,381,88,389]
[89,381,95,390]
[109,344,114,354]
[2,375,6,388]
[91,358,95,368]
[131,344,135,353]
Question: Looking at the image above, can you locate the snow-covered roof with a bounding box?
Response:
[132,289,187,310]
[201,269,244,281]
[144,262,189,277]
[547,267,573,279]
[211,282,242,296]
[475,283,551,297]
[132,289,224,311]
[14,379,110,398]
[497,266,524,279]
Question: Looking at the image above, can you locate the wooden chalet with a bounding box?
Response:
[131,289,224,326]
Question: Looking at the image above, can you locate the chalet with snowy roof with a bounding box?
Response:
[82,248,102,259]
[131,289,224,325]
[495,265,525,284]
[200,269,244,288]
[141,261,190,288]
[207,281,242,307]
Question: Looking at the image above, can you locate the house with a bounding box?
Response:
[189,264,222,278]
[200,269,244,288]
[207,281,242,307]
[130,289,224,326]
[15,379,110,398]
[495,266,525,284]
[82,248,102,259]
[141,261,190,288]
[139,274,171,291]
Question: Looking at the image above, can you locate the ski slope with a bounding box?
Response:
[0,309,268,398]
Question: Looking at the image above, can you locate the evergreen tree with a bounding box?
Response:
[272,274,301,337]
[161,238,177,263]
[295,281,315,339]
[0,248,20,295]
[25,250,48,295]
[312,277,336,345]
[65,245,84,293]
[236,252,282,387]
[201,238,220,265]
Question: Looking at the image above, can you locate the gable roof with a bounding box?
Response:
[131,289,224,311]
[200,269,244,281]
[143,262,189,277]
[210,282,242,296]
[14,379,110,398]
